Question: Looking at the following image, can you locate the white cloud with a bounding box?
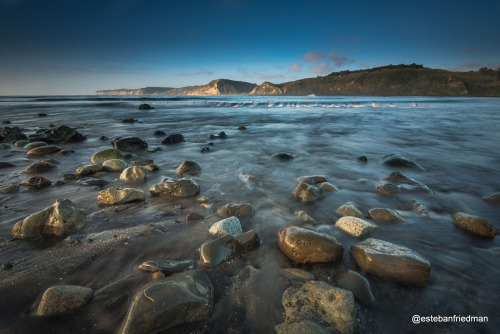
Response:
[311,63,333,74]
[289,63,301,72]
[302,50,325,63]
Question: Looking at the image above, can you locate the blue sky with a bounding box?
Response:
[0,0,499,95]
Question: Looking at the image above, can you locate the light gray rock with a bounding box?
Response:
[149,177,200,198]
[295,210,315,223]
[293,182,324,203]
[102,159,128,172]
[452,212,497,238]
[91,148,124,164]
[120,166,147,184]
[216,203,255,218]
[200,230,260,267]
[336,201,364,218]
[97,187,146,205]
[368,208,404,223]
[175,160,202,176]
[350,238,431,286]
[335,216,377,238]
[37,285,93,316]
[209,216,242,237]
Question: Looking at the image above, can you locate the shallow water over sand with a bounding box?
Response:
[0,95,499,333]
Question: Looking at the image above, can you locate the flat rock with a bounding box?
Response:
[216,203,255,218]
[102,158,128,172]
[26,145,61,156]
[77,177,108,187]
[186,213,204,221]
[24,162,57,174]
[297,175,327,184]
[333,270,375,305]
[138,259,196,273]
[336,201,364,218]
[19,176,51,188]
[91,148,124,164]
[24,141,48,150]
[175,160,202,175]
[76,164,104,176]
[277,226,344,263]
[200,230,260,267]
[293,182,324,203]
[162,133,185,144]
[97,187,146,205]
[483,192,500,205]
[383,154,424,170]
[368,208,404,223]
[319,182,339,192]
[120,166,147,184]
[350,238,431,286]
[452,212,497,238]
[120,270,213,334]
[336,217,377,238]
[272,152,294,161]
[209,216,242,237]
[112,136,148,151]
[37,285,93,316]
[149,177,200,198]
[12,199,86,239]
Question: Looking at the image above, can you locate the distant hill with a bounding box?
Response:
[95,65,500,96]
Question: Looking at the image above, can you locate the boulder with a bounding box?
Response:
[112,137,148,151]
[272,152,294,161]
[383,154,424,170]
[200,230,260,267]
[336,202,364,218]
[216,203,255,218]
[452,212,497,238]
[91,148,124,165]
[24,162,57,174]
[26,145,61,156]
[19,176,51,188]
[280,281,356,334]
[12,199,86,239]
[138,103,153,110]
[102,159,128,172]
[1,127,27,142]
[120,270,213,334]
[209,216,243,237]
[49,125,86,143]
[120,166,147,184]
[368,208,403,223]
[37,285,93,316]
[277,226,344,263]
[76,164,103,176]
[350,238,431,286]
[336,216,377,238]
[97,187,146,205]
[483,192,500,206]
[149,177,200,198]
[333,270,374,305]
[162,134,184,144]
[138,259,196,273]
[175,160,202,175]
[293,182,324,203]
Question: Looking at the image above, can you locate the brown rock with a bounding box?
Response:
[26,145,61,156]
[37,285,93,316]
[19,176,51,188]
[186,213,204,221]
[368,208,404,223]
[24,162,57,174]
[216,203,255,218]
[452,212,497,238]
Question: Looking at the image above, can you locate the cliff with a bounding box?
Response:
[249,82,284,95]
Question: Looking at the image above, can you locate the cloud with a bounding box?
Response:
[311,63,333,74]
[302,50,325,63]
[196,68,213,75]
[289,63,301,72]
[327,51,353,67]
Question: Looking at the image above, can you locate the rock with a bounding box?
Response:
[2,262,14,270]
[216,203,255,218]
[42,159,59,165]
[238,126,246,130]
[147,147,162,153]
[452,212,497,238]
[59,149,73,156]
[162,134,184,144]
[154,130,166,136]
[0,143,10,149]
[138,259,196,273]
[12,199,86,239]
[282,268,317,282]
[24,141,48,149]
[91,148,124,165]
[0,184,19,194]
[120,270,213,334]
[76,164,104,176]
[149,177,200,198]
[357,156,368,163]
[24,162,57,174]
[175,160,202,175]
[368,208,404,223]
[350,238,431,286]
[26,145,61,156]
[333,270,375,305]
[120,166,147,184]
[209,216,243,237]
[277,226,344,263]
[408,199,430,216]
[200,146,210,153]
[383,171,431,193]
[1,120,11,124]
[38,113,48,117]
[383,154,424,170]
[1,127,27,142]
[186,213,204,221]
[131,158,154,166]
[199,230,260,267]
[280,281,356,334]
[336,216,377,238]
[375,182,400,196]
[112,137,148,151]
[297,175,327,184]
[272,152,294,161]
[138,103,153,110]
[49,125,86,143]
[98,136,108,141]
[19,176,51,188]
[336,202,364,218]
[483,192,500,205]
[210,131,228,139]
[121,118,138,123]
[37,285,93,316]
[97,187,146,205]
[15,140,29,147]
[152,272,165,280]
[296,210,315,223]
[275,320,334,334]
[102,159,128,172]
[143,164,159,172]
[293,182,324,203]
[0,162,16,168]
[77,177,108,187]
[319,182,339,192]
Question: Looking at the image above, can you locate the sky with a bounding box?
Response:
[0,0,499,95]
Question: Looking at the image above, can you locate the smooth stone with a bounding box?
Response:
[483,192,500,205]
[375,182,400,196]
[333,270,375,305]
[296,210,315,223]
[120,270,213,334]
[383,154,424,170]
[209,216,243,237]
[216,203,255,218]
[368,208,404,223]
[24,141,48,149]
[186,213,204,221]
[199,230,260,267]
[91,148,124,164]
[19,176,51,188]
[143,164,159,172]
[42,158,59,165]
[102,159,128,172]
[336,201,364,218]
[277,226,344,263]
[15,140,29,147]
[76,164,104,176]
[112,136,148,151]
[238,126,246,130]
[280,281,356,334]
[319,182,339,192]
[97,187,146,205]
[26,145,61,156]
[37,285,93,316]
[293,182,324,203]
[0,184,19,194]
[24,162,57,174]
[138,259,196,273]
[452,212,497,238]
[149,177,200,198]
[336,216,377,238]
[297,175,327,184]
[0,161,16,168]
[350,238,431,286]
[120,166,147,184]
[162,133,185,144]
[154,130,166,136]
[175,160,202,176]
[77,177,108,187]
[276,320,333,334]
[12,199,86,239]
[272,152,294,161]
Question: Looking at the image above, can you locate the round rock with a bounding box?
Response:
[209,216,243,237]
[120,166,147,184]
[26,145,61,156]
[175,160,202,176]
[112,137,148,151]
[452,212,497,238]
[37,285,93,316]
[368,208,404,223]
[336,201,364,218]
[91,148,124,165]
[216,203,255,218]
[102,159,128,172]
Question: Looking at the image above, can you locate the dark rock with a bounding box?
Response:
[452,212,497,238]
[98,136,108,141]
[162,133,185,144]
[19,176,52,188]
[186,213,204,221]
[483,192,500,205]
[154,130,166,136]
[112,137,148,151]
[1,120,11,124]
[199,230,260,267]
[77,177,108,187]
[2,262,13,270]
[24,162,57,174]
[59,149,73,156]
[201,146,210,153]
[272,152,294,161]
[138,259,196,273]
[50,125,86,143]
[296,175,328,184]
[210,131,228,139]
[0,184,19,194]
[48,123,56,127]
[237,126,246,130]
[38,113,48,117]
[357,156,368,163]
[383,154,424,170]
[0,162,16,169]
[216,203,255,218]
[333,270,375,305]
[121,118,138,123]
[138,103,154,110]
[1,127,28,142]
